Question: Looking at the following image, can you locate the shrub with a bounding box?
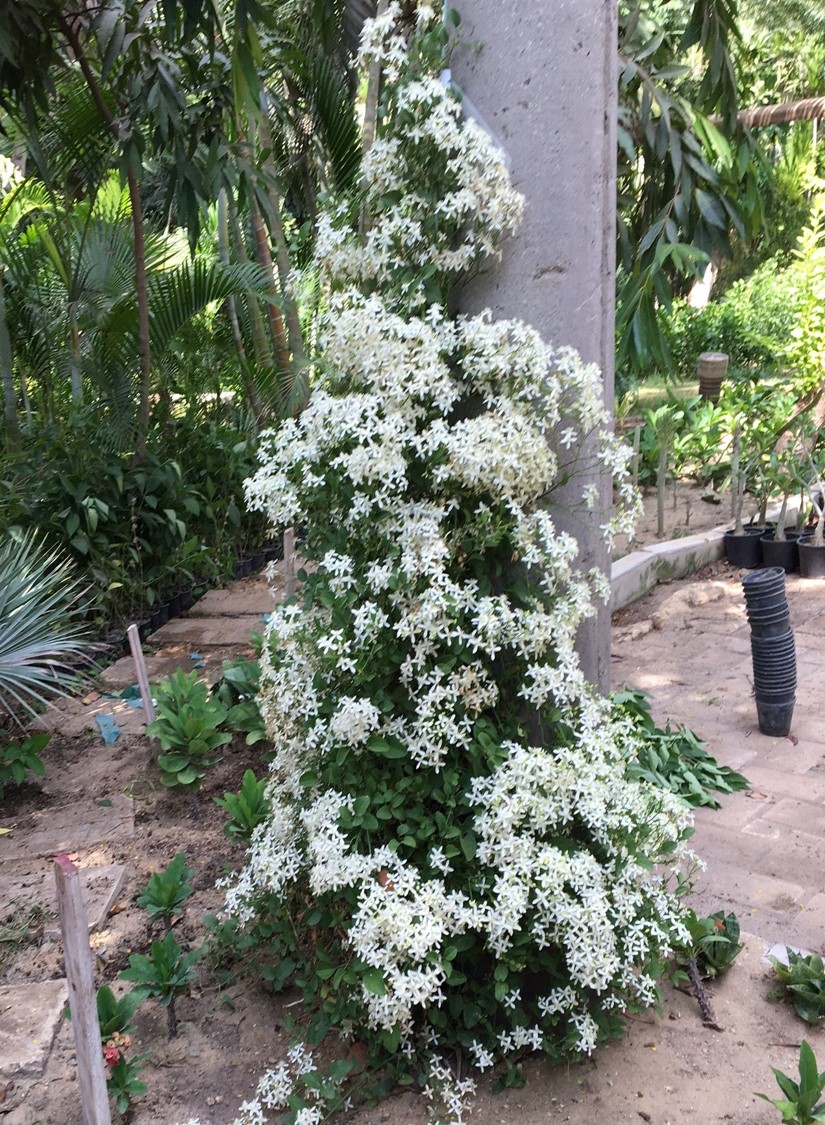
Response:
[221,6,692,1119]
[0,532,90,722]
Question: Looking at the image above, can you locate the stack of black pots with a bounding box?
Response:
[742,567,796,737]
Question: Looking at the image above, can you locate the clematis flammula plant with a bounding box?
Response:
[223,4,688,1125]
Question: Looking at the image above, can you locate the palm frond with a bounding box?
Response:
[0,532,91,722]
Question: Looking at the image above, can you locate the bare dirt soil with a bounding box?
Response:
[613,482,742,559]
[0,569,816,1125]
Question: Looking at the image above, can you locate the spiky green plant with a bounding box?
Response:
[0,532,90,722]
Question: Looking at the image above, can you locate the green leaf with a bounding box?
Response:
[361,968,387,996]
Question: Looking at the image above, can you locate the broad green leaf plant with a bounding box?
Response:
[205,6,693,1124]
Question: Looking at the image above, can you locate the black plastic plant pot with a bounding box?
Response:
[251,551,266,571]
[264,545,282,564]
[798,535,825,579]
[747,601,789,616]
[747,612,791,639]
[233,558,244,579]
[179,586,195,611]
[241,556,253,577]
[725,530,763,568]
[742,566,787,594]
[167,594,182,619]
[750,633,795,655]
[150,605,169,632]
[753,665,797,681]
[760,534,801,574]
[755,697,795,738]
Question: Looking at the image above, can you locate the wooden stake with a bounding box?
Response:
[284,527,296,599]
[54,855,112,1125]
[127,623,155,725]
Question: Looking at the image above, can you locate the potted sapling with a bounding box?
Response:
[724,428,763,568]
[798,468,825,578]
[760,452,803,574]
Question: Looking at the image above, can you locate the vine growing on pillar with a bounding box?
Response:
[194,5,692,1124]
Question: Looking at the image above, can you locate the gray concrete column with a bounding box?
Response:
[451,0,618,691]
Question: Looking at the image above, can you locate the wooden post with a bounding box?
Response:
[284,527,296,599]
[127,623,155,725]
[54,855,111,1125]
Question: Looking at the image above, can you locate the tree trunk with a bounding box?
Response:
[0,270,21,450]
[256,106,305,368]
[60,17,152,458]
[128,166,152,461]
[69,305,83,405]
[248,194,291,376]
[227,200,273,377]
[712,95,825,130]
[217,189,262,425]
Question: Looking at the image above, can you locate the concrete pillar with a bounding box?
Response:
[451,0,617,691]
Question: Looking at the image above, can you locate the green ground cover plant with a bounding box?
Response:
[613,688,750,807]
[759,1040,825,1124]
[148,670,231,793]
[771,950,825,1025]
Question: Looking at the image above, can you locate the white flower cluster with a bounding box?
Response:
[316,9,523,308]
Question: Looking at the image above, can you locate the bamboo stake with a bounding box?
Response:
[127,624,155,725]
[54,855,111,1125]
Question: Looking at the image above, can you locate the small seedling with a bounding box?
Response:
[96,985,143,1040]
[105,1053,148,1117]
[0,732,50,799]
[147,669,231,792]
[758,1040,825,1123]
[214,770,270,843]
[771,949,825,1026]
[672,910,743,1028]
[136,853,195,932]
[120,930,200,1039]
[95,986,147,1115]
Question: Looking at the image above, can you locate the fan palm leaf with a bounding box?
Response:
[0,532,91,722]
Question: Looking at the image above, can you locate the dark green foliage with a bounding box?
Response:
[665,259,803,376]
[203,888,298,993]
[120,931,200,1039]
[758,1040,825,1124]
[614,687,750,807]
[136,853,195,930]
[617,0,762,381]
[1,416,266,625]
[106,1054,148,1117]
[147,670,231,792]
[212,658,266,745]
[673,909,744,979]
[214,769,270,843]
[96,985,143,1041]
[771,950,825,1026]
[0,732,49,799]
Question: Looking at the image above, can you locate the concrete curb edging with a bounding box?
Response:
[610,502,802,610]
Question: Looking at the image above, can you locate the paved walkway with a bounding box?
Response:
[612,566,825,950]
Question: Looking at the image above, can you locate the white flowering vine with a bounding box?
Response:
[223,6,688,1125]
